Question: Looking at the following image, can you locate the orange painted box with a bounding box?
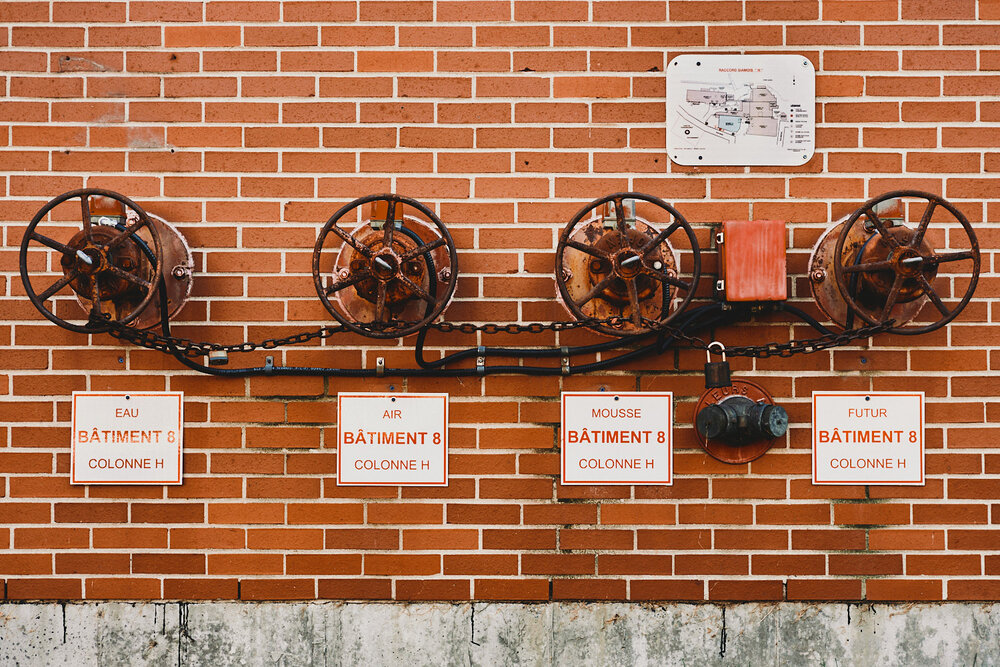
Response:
[718,220,787,302]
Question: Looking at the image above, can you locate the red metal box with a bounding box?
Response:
[718,219,788,302]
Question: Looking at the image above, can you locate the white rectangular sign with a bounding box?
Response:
[667,54,815,166]
[561,392,673,485]
[812,392,924,485]
[71,391,183,485]
[337,393,448,486]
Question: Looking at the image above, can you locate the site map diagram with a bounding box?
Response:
[666,55,815,166]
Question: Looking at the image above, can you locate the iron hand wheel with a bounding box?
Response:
[832,190,980,335]
[19,188,162,334]
[312,193,458,339]
[556,192,701,337]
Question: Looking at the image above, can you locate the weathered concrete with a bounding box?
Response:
[1,602,998,665]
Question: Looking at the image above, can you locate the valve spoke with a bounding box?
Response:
[374,283,387,322]
[397,273,436,305]
[878,273,906,322]
[626,278,642,326]
[80,195,93,242]
[30,232,77,257]
[329,224,374,258]
[325,271,369,296]
[104,264,152,290]
[640,220,682,256]
[924,250,975,265]
[909,199,937,249]
[383,200,396,246]
[613,196,626,234]
[574,274,615,307]
[915,273,951,316]
[90,272,105,316]
[565,239,609,260]
[37,271,79,302]
[842,260,894,274]
[400,237,446,262]
[103,215,151,253]
[863,209,900,249]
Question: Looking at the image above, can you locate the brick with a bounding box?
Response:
[54,503,127,523]
[130,2,202,20]
[57,553,129,575]
[283,1,355,20]
[7,578,83,600]
[633,26,704,47]
[93,528,168,549]
[786,579,863,601]
[241,579,315,601]
[708,580,783,601]
[475,579,549,601]
[868,579,943,601]
[830,554,903,575]
[552,579,626,601]
[903,0,974,19]
[163,579,239,600]
[834,504,910,526]
[396,580,470,601]
[87,578,160,599]
[675,555,748,576]
[315,578,390,599]
[629,579,705,601]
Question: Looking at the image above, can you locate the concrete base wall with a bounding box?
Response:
[1,602,997,665]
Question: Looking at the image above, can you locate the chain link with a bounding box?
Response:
[99,311,894,362]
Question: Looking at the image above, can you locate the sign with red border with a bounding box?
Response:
[812,391,924,485]
[561,392,673,485]
[337,393,448,486]
[71,391,183,485]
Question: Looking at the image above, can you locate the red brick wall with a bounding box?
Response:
[1,0,998,603]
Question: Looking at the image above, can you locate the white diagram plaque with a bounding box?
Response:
[667,54,815,166]
[337,393,448,486]
[561,392,673,485]
[71,391,183,485]
[812,392,925,486]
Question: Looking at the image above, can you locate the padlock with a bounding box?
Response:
[703,341,731,389]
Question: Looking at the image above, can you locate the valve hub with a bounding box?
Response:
[585,228,664,305]
[59,225,153,304]
[852,226,936,306]
[347,231,428,310]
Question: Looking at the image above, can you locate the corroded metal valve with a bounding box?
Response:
[809,190,980,335]
[555,192,701,337]
[19,188,193,333]
[312,193,458,338]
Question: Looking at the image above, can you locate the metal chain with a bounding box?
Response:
[722,320,895,358]
[637,316,895,358]
[427,317,626,335]
[105,322,348,358]
[99,312,894,361]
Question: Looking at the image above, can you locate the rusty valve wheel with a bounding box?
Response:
[312,193,458,338]
[831,191,980,336]
[555,192,701,337]
[19,188,162,334]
